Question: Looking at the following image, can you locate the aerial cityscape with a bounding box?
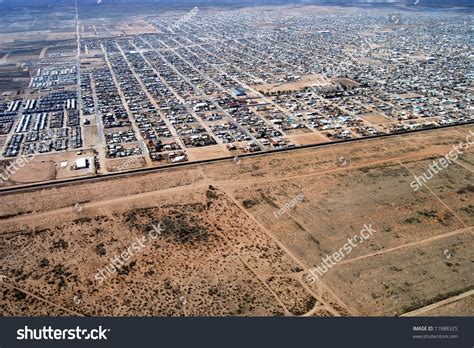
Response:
[0,0,472,319]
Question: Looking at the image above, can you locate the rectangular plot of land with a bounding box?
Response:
[323,232,474,316]
[402,155,474,225]
[235,161,466,269]
[361,113,392,124]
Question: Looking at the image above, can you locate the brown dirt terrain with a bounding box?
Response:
[361,113,392,124]
[186,144,231,161]
[0,125,472,316]
[9,162,55,183]
[0,150,96,187]
[286,132,331,145]
[253,74,329,94]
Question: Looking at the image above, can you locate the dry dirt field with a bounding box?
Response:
[253,74,330,94]
[361,112,392,124]
[286,132,331,145]
[0,125,472,317]
[0,150,96,188]
[186,144,232,162]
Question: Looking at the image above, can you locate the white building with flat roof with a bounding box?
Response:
[75,158,89,170]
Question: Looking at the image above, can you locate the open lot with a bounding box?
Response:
[254,74,330,94]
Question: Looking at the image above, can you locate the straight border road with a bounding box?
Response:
[0,121,472,195]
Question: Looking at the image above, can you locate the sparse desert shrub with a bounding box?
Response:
[53,239,68,249]
[418,210,438,218]
[96,243,106,256]
[457,184,474,194]
[460,204,474,215]
[206,188,219,200]
[12,289,26,301]
[242,199,258,208]
[39,258,49,268]
[403,217,420,224]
